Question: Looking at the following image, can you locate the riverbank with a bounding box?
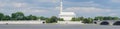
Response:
[0,21,85,24]
[0,21,44,24]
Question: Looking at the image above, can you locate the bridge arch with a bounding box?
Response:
[100,21,109,25]
[113,21,120,25]
[93,22,97,24]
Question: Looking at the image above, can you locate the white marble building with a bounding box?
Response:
[59,0,75,21]
[58,0,83,24]
[59,12,75,21]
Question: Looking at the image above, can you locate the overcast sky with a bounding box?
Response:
[0,0,120,17]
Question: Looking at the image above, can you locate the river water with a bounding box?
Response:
[0,24,120,29]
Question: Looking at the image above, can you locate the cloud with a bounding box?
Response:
[0,7,49,16]
[22,9,48,13]
[12,3,27,8]
[0,3,5,7]
[109,13,118,16]
[96,13,118,16]
[110,0,120,3]
[37,0,60,3]
[64,7,111,13]
[0,1,28,8]
[63,1,101,7]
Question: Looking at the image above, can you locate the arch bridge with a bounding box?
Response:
[93,20,120,25]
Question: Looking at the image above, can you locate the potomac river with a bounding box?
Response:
[0,24,120,29]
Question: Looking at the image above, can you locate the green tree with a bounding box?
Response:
[94,16,120,20]
[71,17,83,21]
[103,16,114,20]
[45,16,58,23]
[0,13,4,21]
[2,15,11,21]
[39,16,46,20]
[82,17,93,24]
[112,17,119,20]
[77,17,84,21]
[45,18,51,23]
[87,17,93,23]
[11,12,24,20]
[58,18,64,21]
[27,15,37,20]
[82,18,88,23]
[94,16,104,21]
[71,17,76,21]
[31,15,37,20]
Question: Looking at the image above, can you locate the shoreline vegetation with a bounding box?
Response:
[0,12,120,24]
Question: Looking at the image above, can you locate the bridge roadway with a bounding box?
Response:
[93,20,120,25]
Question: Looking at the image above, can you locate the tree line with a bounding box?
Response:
[0,12,120,24]
[38,16,120,23]
[0,12,37,21]
[71,16,120,23]
[0,12,63,23]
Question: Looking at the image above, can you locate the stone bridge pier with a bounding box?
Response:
[93,20,120,25]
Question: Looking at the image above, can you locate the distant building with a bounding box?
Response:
[59,0,75,21]
[58,0,83,24]
[59,12,75,21]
